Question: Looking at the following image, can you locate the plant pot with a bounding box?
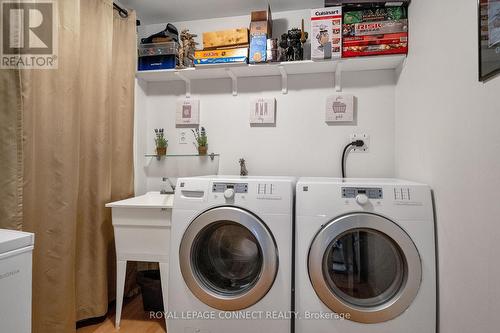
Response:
[156,146,167,156]
[198,146,208,155]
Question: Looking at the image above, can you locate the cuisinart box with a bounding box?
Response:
[311,7,342,60]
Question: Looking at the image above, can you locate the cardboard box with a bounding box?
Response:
[194,48,248,65]
[249,5,273,63]
[251,5,272,23]
[311,7,343,60]
[342,6,408,57]
[250,21,271,36]
[202,28,249,49]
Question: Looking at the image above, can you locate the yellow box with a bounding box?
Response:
[194,48,248,65]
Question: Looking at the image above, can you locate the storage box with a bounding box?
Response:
[311,7,343,60]
[194,48,248,65]
[249,5,273,63]
[250,20,272,36]
[342,6,408,57]
[138,42,178,71]
[251,6,271,22]
[202,28,249,49]
[250,5,272,36]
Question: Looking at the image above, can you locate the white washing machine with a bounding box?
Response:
[168,176,295,333]
[295,178,436,333]
[0,229,34,333]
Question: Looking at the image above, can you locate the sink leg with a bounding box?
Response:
[159,262,169,331]
[115,260,127,329]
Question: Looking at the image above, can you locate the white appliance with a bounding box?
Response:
[169,176,295,333]
[295,178,436,333]
[0,229,35,333]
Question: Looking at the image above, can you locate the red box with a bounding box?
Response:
[342,6,408,57]
[342,31,408,57]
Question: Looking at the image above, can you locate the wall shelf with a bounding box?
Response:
[136,55,406,95]
[145,153,219,161]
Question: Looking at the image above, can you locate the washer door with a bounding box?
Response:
[179,206,278,311]
[308,213,421,323]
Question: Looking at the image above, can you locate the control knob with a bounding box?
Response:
[224,188,235,199]
[356,194,369,205]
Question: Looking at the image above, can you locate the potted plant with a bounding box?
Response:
[154,128,168,156]
[192,127,208,155]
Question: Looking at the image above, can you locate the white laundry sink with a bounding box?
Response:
[106,191,174,209]
[106,192,173,329]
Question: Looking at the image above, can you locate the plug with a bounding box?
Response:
[352,139,365,147]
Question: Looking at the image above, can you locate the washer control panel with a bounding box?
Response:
[342,187,383,199]
[212,182,248,194]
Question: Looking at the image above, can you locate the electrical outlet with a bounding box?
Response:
[349,133,370,153]
[178,130,188,145]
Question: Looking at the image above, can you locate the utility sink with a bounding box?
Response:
[105,191,174,209]
[106,191,173,329]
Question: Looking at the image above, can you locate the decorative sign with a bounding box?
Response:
[325,94,354,123]
[250,98,276,124]
[176,98,200,126]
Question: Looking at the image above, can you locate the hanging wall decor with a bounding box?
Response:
[176,98,200,126]
[250,98,276,124]
[479,0,500,81]
[325,94,354,123]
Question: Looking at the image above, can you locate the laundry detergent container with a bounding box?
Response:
[0,229,34,333]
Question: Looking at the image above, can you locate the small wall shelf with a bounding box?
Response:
[145,153,219,161]
[136,55,406,95]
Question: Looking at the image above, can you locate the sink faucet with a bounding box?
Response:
[160,177,176,194]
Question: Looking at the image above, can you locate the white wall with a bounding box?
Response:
[135,10,398,194]
[395,1,500,332]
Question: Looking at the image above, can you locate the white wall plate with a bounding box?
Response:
[176,98,200,126]
[349,133,370,153]
[326,94,354,123]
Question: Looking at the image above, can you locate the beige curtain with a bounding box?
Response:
[0,70,23,230]
[0,1,136,332]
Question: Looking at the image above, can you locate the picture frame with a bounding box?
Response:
[325,94,355,123]
[250,98,276,125]
[176,98,200,126]
[478,0,500,81]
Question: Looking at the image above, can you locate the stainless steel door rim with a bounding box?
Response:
[180,206,278,311]
[308,213,422,323]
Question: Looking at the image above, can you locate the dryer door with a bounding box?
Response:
[308,213,421,323]
[179,206,278,311]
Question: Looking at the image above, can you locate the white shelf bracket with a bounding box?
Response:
[278,65,288,94]
[334,64,342,92]
[175,71,191,98]
[225,68,238,96]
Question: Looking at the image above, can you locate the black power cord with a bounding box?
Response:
[341,140,365,178]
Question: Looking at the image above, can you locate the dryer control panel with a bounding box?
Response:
[342,187,383,199]
[212,182,248,193]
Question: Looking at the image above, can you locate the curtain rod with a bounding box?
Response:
[113,2,128,18]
